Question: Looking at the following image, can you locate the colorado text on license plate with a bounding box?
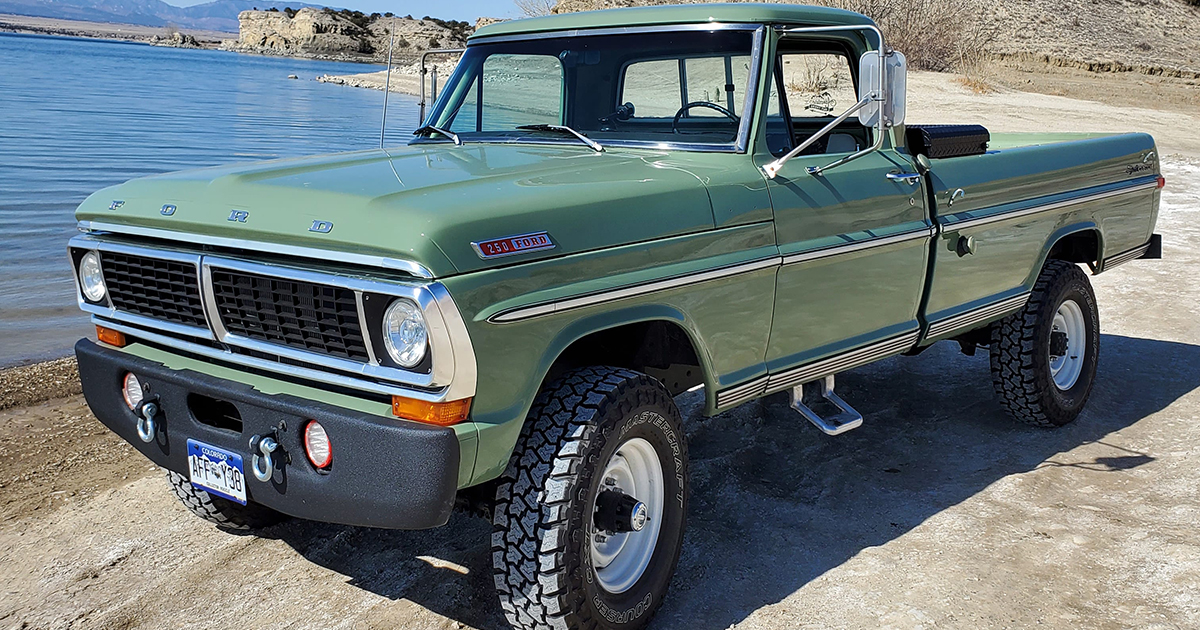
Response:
[186,439,247,504]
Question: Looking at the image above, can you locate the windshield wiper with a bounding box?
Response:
[412,125,462,146]
[516,124,604,153]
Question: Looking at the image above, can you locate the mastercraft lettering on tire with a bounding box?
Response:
[66,5,1162,629]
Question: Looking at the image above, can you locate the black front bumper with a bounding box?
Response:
[76,339,459,529]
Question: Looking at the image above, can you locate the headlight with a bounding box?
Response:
[79,251,106,302]
[382,299,428,368]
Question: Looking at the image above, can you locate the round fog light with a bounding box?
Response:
[304,420,332,469]
[122,373,144,410]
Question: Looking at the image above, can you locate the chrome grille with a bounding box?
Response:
[209,269,371,362]
[100,251,207,328]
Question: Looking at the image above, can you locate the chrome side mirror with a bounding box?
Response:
[858,50,907,128]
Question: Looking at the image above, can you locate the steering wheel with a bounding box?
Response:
[671,102,739,134]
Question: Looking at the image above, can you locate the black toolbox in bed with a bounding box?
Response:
[906,124,990,159]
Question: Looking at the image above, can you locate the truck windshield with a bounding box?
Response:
[419,28,759,150]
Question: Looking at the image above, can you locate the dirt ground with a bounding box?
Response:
[3,71,1200,630]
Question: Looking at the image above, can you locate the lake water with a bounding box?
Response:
[0,32,421,367]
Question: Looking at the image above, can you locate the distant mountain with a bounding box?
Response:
[0,0,328,32]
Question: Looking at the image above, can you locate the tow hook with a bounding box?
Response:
[134,399,159,443]
[249,433,279,482]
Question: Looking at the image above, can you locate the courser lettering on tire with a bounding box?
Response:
[491,367,689,630]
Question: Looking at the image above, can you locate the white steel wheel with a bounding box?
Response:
[1049,298,1087,390]
[590,437,665,594]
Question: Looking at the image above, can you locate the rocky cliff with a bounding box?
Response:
[222,8,493,62]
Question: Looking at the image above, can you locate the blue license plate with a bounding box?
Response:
[186,439,247,505]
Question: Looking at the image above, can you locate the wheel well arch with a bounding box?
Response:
[540,315,707,397]
[1044,225,1103,270]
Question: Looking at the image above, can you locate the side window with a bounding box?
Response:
[449,54,563,132]
[778,53,857,121]
[621,55,752,118]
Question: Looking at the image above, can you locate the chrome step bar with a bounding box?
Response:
[790,375,863,436]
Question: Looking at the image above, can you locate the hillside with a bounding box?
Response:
[223,8,479,61]
[552,0,1200,76]
[0,0,325,32]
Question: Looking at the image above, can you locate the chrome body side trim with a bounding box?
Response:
[77,221,436,279]
[714,374,769,408]
[489,256,782,323]
[442,23,765,155]
[469,22,763,43]
[941,179,1158,232]
[1098,241,1152,273]
[925,292,1030,339]
[781,227,932,266]
[765,331,920,393]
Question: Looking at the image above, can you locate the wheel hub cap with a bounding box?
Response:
[1048,299,1086,390]
[590,437,664,594]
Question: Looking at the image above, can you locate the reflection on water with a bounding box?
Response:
[0,32,419,367]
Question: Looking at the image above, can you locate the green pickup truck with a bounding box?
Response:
[68,4,1162,629]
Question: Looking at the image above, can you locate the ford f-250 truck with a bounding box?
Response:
[68,4,1162,629]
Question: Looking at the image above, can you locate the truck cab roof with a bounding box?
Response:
[470,2,875,40]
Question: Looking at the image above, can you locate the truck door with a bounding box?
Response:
[759,49,932,389]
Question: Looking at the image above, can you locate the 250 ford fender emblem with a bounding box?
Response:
[472,232,555,259]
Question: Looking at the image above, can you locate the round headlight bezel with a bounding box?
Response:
[79,250,107,303]
[381,299,428,368]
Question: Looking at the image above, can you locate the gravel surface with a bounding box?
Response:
[1,73,1198,629]
[0,357,81,411]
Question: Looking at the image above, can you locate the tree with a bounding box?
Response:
[514,0,556,17]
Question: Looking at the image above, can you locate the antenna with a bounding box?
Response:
[379,19,396,149]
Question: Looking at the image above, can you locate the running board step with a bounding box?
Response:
[790,376,863,435]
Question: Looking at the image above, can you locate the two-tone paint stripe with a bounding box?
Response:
[490,229,934,323]
[925,293,1031,339]
[939,178,1158,232]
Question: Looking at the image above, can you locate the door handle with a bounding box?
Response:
[887,172,921,186]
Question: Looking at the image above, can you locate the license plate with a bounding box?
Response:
[187,439,247,505]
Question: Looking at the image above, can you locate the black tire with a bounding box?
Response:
[166,470,285,531]
[989,260,1100,427]
[492,367,689,630]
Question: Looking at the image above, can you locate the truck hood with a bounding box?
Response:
[75,144,715,278]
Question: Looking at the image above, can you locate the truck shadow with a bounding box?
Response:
[266,333,1200,630]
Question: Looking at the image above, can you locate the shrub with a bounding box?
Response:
[818,0,996,72]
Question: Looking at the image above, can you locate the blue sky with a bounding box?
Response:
[164,0,523,21]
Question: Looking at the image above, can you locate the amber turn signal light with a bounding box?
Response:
[391,396,472,426]
[96,325,127,347]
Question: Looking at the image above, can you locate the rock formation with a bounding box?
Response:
[221,8,495,62]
